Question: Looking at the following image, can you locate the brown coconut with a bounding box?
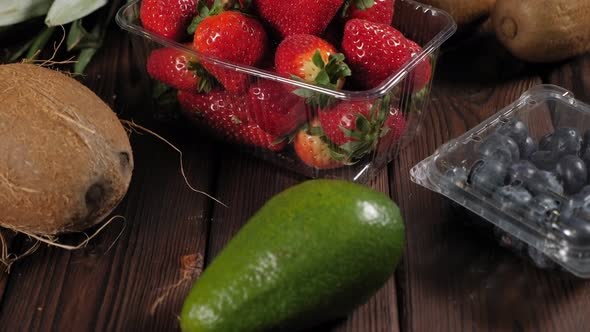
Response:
[0,63,133,235]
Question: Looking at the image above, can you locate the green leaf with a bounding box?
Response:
[377,94,391,122]
[315,70,330,85]
[289,74,304,81]
[74,46,99,74]
[330,53,345,62]
[151,81,178,106]
[341,0,351,18]
[8,38,35,62]
[26,26,55,60]
[323,53,351,86]
[271,136,286,145]
[188,0,221,35]
[348,131,364,139]
[340,141,364,153]
[152,81,173,99]
[340,127,354,137]
[67,19,102,51]
[312,50,325,69]
[413,86,429,102]
[0,0,51,27]
[355,115,371,132]
[45,0,108,26]
[187,17,201,35]
[293,88,316,98]
[189,61,218,93]
[330,149,347,162]
[354,0,375,10]
[316,94,336,109]
[308,126,325,136]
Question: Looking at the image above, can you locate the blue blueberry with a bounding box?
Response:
[444,166,468,187]
[560,199,580,221]
[530,150,560,171]
[492,185,533,211]
[526,194,560,226]
[558,215,590,246]
[524,170,564,195]
[572,185,590,201]
[468,159,508,194]
[497,119,529,146]
[539,133,553,151]
[506,160,537,185]
[521,136,537,159]
[560,189,590,221]
[548,127,582,157]
[555,155,587,194]
[478,133,520,163]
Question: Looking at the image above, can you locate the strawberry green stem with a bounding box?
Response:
[293,51,351,109]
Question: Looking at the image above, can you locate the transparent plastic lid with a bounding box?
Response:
[411,84,590,277]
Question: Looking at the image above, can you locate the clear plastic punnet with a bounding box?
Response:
[411,85,590,277]
[116,0,456,183]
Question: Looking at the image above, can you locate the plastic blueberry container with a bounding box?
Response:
[116,0,456,183]
[411,84,590,277]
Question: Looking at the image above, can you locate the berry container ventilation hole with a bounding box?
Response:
[411,84,590,278]
[116,0,456,183]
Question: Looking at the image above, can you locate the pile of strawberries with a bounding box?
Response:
[141,0,431,169]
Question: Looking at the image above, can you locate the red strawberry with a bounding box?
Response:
[275,34,351,107]
[253,0,344,38]
[344,0,395,25]
[178,89,286,151]
[146,45,214,93]
[342,19,431,92]
[377,109,406,153]
[293,123,344,169]
[140,0,197,41]
[191,7,267,93]
[248,80,308,137]
[318,97,402,159]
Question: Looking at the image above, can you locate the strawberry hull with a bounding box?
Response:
[117,0,456,183]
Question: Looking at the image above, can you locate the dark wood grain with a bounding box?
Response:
[549,55,590,103]
[3,2,590,329]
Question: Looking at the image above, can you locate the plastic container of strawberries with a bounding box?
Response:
[411,85,590,278]
[116,0,456,183]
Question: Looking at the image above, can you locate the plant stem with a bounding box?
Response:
[26,26,56,60]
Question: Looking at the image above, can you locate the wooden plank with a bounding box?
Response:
[388,77,569,332]
[206,153,400,331]
[548,54,590,102]
[0,25,219,331]
[205,152,303,261]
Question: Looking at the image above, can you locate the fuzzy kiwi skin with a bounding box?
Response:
[0,64,133,235]
[419,0,496,26]
[493,0,590,63]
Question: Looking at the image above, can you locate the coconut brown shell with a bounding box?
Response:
[0,64,133,235]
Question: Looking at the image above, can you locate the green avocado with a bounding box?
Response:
[180,179,405,332]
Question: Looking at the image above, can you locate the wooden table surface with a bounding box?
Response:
[3,9,590,332]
